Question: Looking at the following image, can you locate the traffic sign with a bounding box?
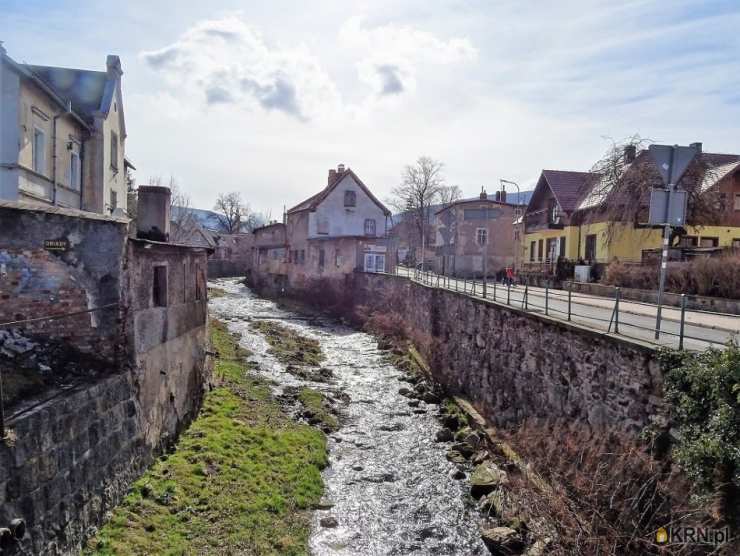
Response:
[649,144,699,186]
[648,189,688,226]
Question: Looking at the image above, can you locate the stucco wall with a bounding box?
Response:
[307,173,387,238]
[352,273,665,433]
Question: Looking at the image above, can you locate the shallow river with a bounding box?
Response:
[209,279,486,555]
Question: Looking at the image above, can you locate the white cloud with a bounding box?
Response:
[338,15,478,97]
[139,14,340,121]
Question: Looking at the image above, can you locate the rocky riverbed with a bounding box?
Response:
[209,279,492,555]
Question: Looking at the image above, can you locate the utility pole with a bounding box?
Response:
[648,144,696,340]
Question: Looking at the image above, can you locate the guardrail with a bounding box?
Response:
[373,266,738,352]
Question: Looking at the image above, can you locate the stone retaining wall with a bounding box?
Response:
[353,273,665,432]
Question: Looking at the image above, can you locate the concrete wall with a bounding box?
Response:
[0,56,21,202]
[0,203,128,363]
[352,273,665,433]
[307,173,388,239]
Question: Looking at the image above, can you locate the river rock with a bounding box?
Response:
[451,468,466,480]
[407,399,420,408]
[446,450,467,464]
[379,422,405,432]
[470,462,508,498]
[480,526,524,554]
[422,392,440,404]
[464,431,481,447]
[478,490,505,516]
[442,414,460,431]
[451,442,475,459]
[320,517,339,528]
[398,387,412,397]
[435,428,454,442]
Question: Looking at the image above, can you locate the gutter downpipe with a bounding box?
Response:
[51,99,72,206]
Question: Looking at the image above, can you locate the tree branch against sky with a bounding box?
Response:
[213,192,251,234]
[390,156,446,268]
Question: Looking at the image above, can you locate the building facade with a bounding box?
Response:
[0,43,129,214]
[520,145,740,280]
[434,190,519,277]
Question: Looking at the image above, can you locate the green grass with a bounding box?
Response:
[86,319,328,555]
[298,388,338,432]
[207,287,227,299]
[250,320,324,366]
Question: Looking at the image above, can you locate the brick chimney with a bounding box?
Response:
[328,169,337,185]
[480,187,487,200]
[136,186,171,242]
[690,142,703,153]
[624,144,637,164]
[500,190,507,203]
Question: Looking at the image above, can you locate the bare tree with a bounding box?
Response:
[214,192,250,234]
[438,185,463,207]
[581,135,721,245]
[389,157,446,269]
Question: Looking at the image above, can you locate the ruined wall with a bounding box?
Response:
[0,374,147,555]
[353,273,664,432]
[0,203,128,362]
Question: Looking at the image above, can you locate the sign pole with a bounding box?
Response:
[655,147,676,340]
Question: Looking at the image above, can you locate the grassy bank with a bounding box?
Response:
[86,319,328,555]
[250,320,324,366]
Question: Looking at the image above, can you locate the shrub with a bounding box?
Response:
[602,254,740,299]
[660,345,740,524]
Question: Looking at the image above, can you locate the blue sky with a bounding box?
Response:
[2,0,739,216]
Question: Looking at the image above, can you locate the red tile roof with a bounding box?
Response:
[541,170,600,212]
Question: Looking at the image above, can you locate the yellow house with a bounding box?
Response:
[0,42,130,214]
[521,145,740,273]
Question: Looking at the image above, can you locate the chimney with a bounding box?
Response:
[480,186,487,200]
[136,185,171,242]
[328,169,337,185]
[624,144,637,164]
[500,190,507,203]
[494,191,500,202]
[690,142,703,153]
[337,163,345,174]
[106,54,123,77]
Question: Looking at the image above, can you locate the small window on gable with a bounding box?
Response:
[153,265,168,307]
[364,218,376,236]
[110,130,118,171]
[344,190,356,207]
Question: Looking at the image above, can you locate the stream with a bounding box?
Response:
[209,278,487,555]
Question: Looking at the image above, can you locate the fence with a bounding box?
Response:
[0,303,119,439]
[379,266,738,352]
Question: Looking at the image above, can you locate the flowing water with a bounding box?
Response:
[209,279,487,555]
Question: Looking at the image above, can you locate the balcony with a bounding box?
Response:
[523,207,564,232]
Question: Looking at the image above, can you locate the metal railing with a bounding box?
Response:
[387,266,738,351]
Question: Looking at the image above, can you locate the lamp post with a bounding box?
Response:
[500,179,521,207]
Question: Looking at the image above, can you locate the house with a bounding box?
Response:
[520,143,740,279]
[285,164,392,290]
[434,189,519,277]
[208,232,253,278]
[249,222,288,291]
[0,42,129,214]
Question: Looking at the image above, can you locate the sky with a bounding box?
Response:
[2,0,739,217]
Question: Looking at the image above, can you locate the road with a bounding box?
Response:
[394,267,739,351]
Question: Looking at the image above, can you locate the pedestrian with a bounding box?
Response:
[505,266,516,287]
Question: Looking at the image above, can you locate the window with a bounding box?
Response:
[110,190,118,212]
[476,228,487,245]
[318,249,325,268]
[699,237,719,248]
[344,190,356,207]
[153,265,168,307]
[70,151,81,190]
[364,218,376,236]
[585,234,597,261]
[529,241,536,262]
[317,216,329,234]
[680,235,698,247]
[546,238,557,261]
[537,239,543,261]
[559,236,566,258]
[33,127,46,174]
[110,130,118,171]
[335,249,342,267]
[733,238,740,249]
[734,194,740,211]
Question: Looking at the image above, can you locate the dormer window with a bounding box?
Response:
[344,190,356,207]
[364,218,376,236]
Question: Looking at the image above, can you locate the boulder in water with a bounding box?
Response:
[480,526,524,554]
[470,462,509,498]
[435,428,454,442]
[320,517,339,528]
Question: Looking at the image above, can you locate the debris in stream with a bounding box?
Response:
[250,319,324,366]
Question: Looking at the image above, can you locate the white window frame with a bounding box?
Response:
[70,151,81,190]
[33,126,46,174]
